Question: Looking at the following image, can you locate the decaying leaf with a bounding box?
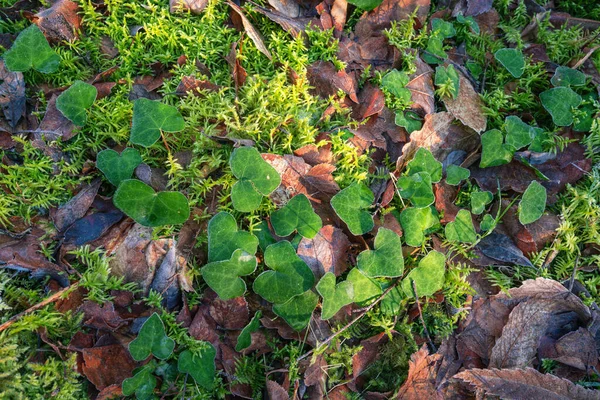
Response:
[227,1,272,60]
[297,225,351,278]
[307,60,359,103]
[169,0,208,14]
[0,60,25,129]
[396,344,442,399]
[442,68,487,133]
[33,0,82,43]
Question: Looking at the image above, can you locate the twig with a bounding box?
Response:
[296,279,401,362]
[572,45,600,69]
[0,284,77,333]
[411,279,436,353]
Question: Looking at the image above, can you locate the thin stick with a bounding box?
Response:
[297,279,400,362]
[0,284,77,333]
[411,279,436,353]
[572,45,600,69]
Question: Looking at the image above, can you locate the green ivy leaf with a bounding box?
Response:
[400,206,439,247]
[230,147,281,212]
[470,191,493,215]
[345,0,383,11]
[406,148,443,183]
[551,66,586,87]
[96,148,142,187]
[423,36,446,64]
[236,311,262,352]
[435,65,460,99]
[540,87,582,126]
[480,214,496,232]
[398,172,435,208]
[207,212,258,262]
[401,250,446,298]
[253,241,315,304]
[56,80,97,126]
[480,129,513,168]
[504,115,535,150]
[518,180,546,225]
[130,98,185,147]
[177,347,216,390]
[381,70,411,103]
[122,364,157,400]
[346,268,382,305]
[380,286,405,316]
[456,14,480,34]
[431,19,456,38]
[445,209,477,243]
[271,194,322,238]
[356,228,404,277]
[573,93,596,132]
[255,220,276,251]
[113,180,190,227]
[494,48,525,78]
[128,313,175,361]
[446,165,470,186]
[330,183,374,235]
[202,249,257,300]
[395,110,423,133]
[273,290,318,331]
[3,25,60,73]
[316,273,354,320]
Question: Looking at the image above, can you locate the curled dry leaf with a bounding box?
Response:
[169,0,208,15]
[33,0,82,43]
[317,0,347,38]
[176,76,220,96]
[37,94,75,141]
[266,380,289,400]
[227,1,272,60]
[297,225,351,278]
[52,179,101,232]
[352,83,385,121]
[253,4,311,38]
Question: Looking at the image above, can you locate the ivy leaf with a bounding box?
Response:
[380,286,405,316]
[330,183,374,235]
[356,228,404,277]
[573,93,596,132]
[255,220,276,251]
[253,241,315,304]
[423,36,446,64]
[346,268,382,305]
[316,272,354,320]
[431,19,456,38]
[177,347,216,390]
[456,14,480,34]
[400,206,439,247]
[381,70,411,103]
[96,148,142,187]
[480,214,496,232]
[56,80,97,126]
[540,87,582,126]
[3,25,60,73]
[406,148,443,183]
[271,194,322,238]
[504,115,535,150]
[446,165,470,186]
[435,65,460,99]
[550,66,586,87]
[272,290,319,331]
[494,48,525,78]
[201,249,257,300]
[395,110,423,133]
[480,129,513,168]
[470,191,493,215]
[122,364,157,400]
[113,180,190,227]
[230,147,281,212]
[398,172,435,208]
[236,311,262,352]
[401,250,446,298]
[130,98,185,147]
[345,0,383,11]
[128,313,175,361]
[518,181,546,225]
[445,209,477,243]
[207,212,258,262]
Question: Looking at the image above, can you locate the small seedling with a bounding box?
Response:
[130,98,185,147]
[435,65,460,99]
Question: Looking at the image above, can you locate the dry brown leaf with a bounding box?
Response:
[396,344,442,399]
[442,68,487,133]
[539,327,599,371]
[37,94,75,141]
[352,83,385,121]
[81,344,136,391]
[355,0,430,39]
[266,380,289,400]
[455,367,600,400]
[0,59,25,129]
[253,5,311,38]
[227,1,272,60]
[189,304,220,346]
[225,41,248,91]
[268,0,301,18]
[52,179,101,232]
[169,0,208,14]
[33,0,81,43]
[306,60,358,103]
[176,76,220,96]
[208,296,249,330]
[297,225,350,278]
[406,56,435,116]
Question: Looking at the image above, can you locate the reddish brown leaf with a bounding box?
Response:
[81,344,136,390]
[297,225,350,278]
[307,60,358,103]
[434,182,460,224]
[37,94,75,141]
[352,83,385,121]
[33,0,81,43]
[96,385,123,400]
[304,354,327,387]
[189,304,219,345]
[317,0,347,38]
[226,41,248,91]
[79,301,128,331]
[539,327,599,371]
[355,0,430,39]
[176,76,220,96]
[351,333,388,381]
[209,296,249,330]
[442,68,487,133]
[266,380,289,400]
[253,5,311,38]
[396,344,442,399]
[406,56,435,116]
[227,1,272,60]
[353,107,407,152]
[52,179,101,232]
[169,0,208,14]
[293,141,333,166]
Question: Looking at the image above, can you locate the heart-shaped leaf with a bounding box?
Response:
[381,70,411,103]
[230,146,281,212]
[271,194,322,238]
[128,313,175,361]
[316,272,354,320]
[480,213,496,231]
[518,180,546,225]
[236,311,262,352]
[202,249,257,300]
[177,347,216,390]
[330,183,374,235]
[380,286,405,316]
[400,206,439,247]
[207,212,258,262]
[122,364,157,400]
[130,98,185,147]
[96,148,142,187]
[573,93,596,132]
[395,110,423,133]
[480,129,513,168]
[551,66,586,87]
[446,165,470,186]
[456,14,480,34]
[253,241,315,304]
[356,228,404,277]
[3,25,60,73]
[540,87,582,126]
[346,268,382,305]
[435,65,460,99]
[401,250,446,298]
[445,209,477,243]
[113,180,190,227]
[494,48,525,78]
[504,115,535,150]
[56,80,97,126]
[272,290,319,331]
[398,172,435,208]
[406,148,443,183]
[470,191,493,215]
[431,18,456,38]
[423,36,446,64]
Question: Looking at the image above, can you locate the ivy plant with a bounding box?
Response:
[316,273,354,320]
[401,250,446,297]
[330,182,374,235]
[446,164,470,186]
[96,148,142,187]
[207,212,258,262]
[270,194,322,238]
[128,313,175,361]
[56,80,98,126]
[130,98,185,147]
[202,249,257,300]
[236,311,262,351]
[177,347,216,390]
[356,228,404,278]
[445,209,477,243]
[518,180,547,224]
[400,206,439,247]
[3,25,60,73]
[272,290,319,331]
[494,48,525,78]
[540,87,582,126]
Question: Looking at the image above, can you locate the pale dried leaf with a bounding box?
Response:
[227,1,272,60]
[442,69,487,133]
